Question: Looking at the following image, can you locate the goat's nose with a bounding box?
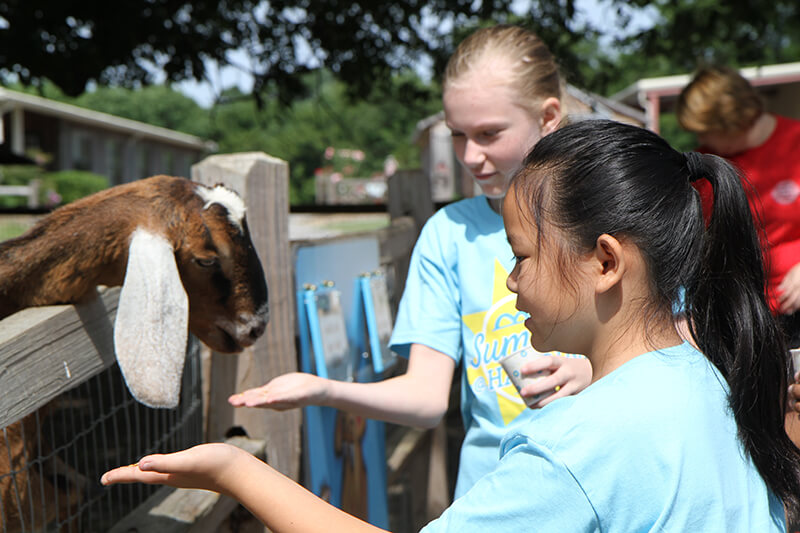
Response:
[249,320,266,340]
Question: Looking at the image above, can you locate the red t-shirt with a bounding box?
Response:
[695,115,800,313]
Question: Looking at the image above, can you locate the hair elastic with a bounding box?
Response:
[683,152,705,183]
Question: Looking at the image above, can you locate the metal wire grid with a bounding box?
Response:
[0,338,203,533]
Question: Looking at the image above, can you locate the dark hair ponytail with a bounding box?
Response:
[513,119,800,521]
[683,151,800,518]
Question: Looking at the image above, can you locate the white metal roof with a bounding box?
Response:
[612,61,800,108]
[0,87,216,151]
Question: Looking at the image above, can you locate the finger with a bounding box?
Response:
[101,464,172,486]
[520,374,560,399]
[791,383,800,398]
[527,384,568,409]
[532,390,564,408]
[520,355,559,374]
[228,392,246,406]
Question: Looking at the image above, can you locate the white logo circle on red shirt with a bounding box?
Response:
[772,180,800,205]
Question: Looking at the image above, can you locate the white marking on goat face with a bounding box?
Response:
[196,185,246,233]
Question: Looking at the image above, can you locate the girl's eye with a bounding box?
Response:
[511,254,525,265]
[195,257,219,268]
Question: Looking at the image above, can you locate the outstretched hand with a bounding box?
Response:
[100,443,249,494]
[519,355,592,408]
[101,443,387,533]
[229,372,330,410]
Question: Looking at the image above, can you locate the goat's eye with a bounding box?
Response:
[195,257,219,268]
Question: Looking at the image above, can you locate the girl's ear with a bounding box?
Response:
[593,234,626,294]
[539,97,562,136]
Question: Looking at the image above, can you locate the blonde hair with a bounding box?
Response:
[676,66,764,134]
[443,25,562,115]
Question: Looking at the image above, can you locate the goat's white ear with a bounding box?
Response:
[114,229,188,409]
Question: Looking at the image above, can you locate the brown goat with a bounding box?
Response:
[0,175,269,531]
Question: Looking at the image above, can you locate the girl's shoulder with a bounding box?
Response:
[418,196,504,244]
[434,196,499,224]
[507,343,722,453]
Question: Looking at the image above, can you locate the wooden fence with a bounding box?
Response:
[0,152,441,532]
[0,180,39,209]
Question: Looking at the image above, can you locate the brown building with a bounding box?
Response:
[0,87,215,185]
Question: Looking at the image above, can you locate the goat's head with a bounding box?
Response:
[113,177,268,408]
[176,182,269,353]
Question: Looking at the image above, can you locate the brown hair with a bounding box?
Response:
[676,66,764,134]
[443,25,562,115]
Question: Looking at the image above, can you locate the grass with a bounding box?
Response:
[326,218,390,233]
[0,220,33,241]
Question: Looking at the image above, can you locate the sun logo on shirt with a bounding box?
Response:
[462,259,531,425]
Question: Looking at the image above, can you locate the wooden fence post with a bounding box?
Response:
[192,152,300,485]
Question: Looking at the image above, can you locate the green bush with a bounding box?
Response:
[46,170,109,205]
[0,166,109,208]
[0,165,44,208]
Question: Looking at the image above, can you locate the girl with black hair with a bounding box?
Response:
[101,120,798,531]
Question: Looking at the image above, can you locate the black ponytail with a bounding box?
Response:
[513,119,800,521]
[683,152,800,519]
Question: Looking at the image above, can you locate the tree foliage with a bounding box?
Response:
[3,0,800,203]
[2,1,799,102]
[204,70,441,203]
[0,1,250,97]
[605,0,800,92]
[0,0,522,103]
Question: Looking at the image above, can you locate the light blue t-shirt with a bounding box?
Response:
[390,196,559,497]
[421,342,786,532]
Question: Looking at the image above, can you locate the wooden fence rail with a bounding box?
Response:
[0,288,119,429]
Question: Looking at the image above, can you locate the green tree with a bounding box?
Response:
[0,0,520,103]
[74,86,211,138]
[207,70,440,204]
[605,0,800,92]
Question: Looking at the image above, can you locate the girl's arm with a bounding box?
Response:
[229,344,456,429]
[101,443,386,533]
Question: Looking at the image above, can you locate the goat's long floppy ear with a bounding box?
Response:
[114,228,189,409]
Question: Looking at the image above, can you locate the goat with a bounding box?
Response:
[0,175,270,531]
[0,174,269,405]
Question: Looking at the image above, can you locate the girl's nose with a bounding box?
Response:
[462,139,485,168]
[506,274,518,294]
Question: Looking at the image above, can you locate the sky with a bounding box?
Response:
[175,0,659,108]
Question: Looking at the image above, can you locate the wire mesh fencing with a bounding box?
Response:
[0,338,203,533]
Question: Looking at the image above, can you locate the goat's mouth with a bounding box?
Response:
[196,326,246,353]
[211,324,260,353]
[194,311,267,354]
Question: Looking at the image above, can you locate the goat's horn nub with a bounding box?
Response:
[195,185,246,232]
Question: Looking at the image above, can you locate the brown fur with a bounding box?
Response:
[0,175,268,350]
[0,175,269,531]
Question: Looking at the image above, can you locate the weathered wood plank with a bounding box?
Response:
[192,153,301,489]
[0,288,119,428]
[108,435,266,533]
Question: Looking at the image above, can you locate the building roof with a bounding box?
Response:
[412,83,647,141]
[611,61,800,109]
[0,87,216,152]
[564,84,646,124]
